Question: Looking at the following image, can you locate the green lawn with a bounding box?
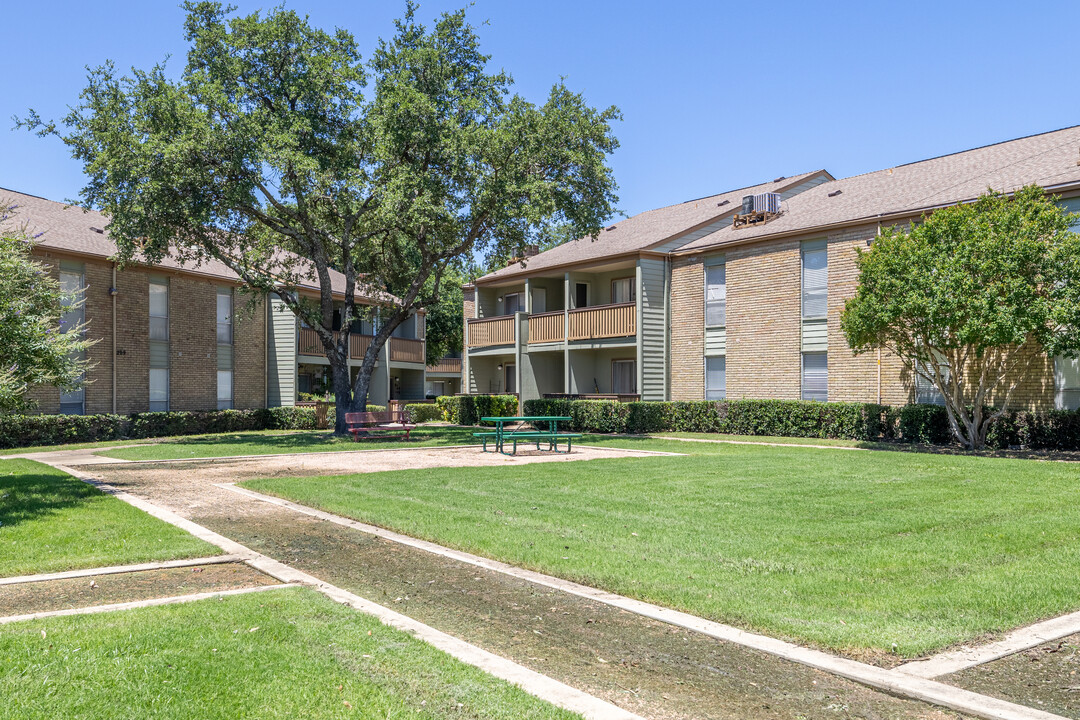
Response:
[242,437,1080,658]
[0,586,579,720]
[0,459,218,577]
[97,427,479,461]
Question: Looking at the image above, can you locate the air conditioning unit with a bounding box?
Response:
[752,192,781,214]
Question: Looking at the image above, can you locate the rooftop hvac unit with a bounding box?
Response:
[752,192,781,214]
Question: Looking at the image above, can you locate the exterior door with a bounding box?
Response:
[504,363,516,394]
[530,287,547,314]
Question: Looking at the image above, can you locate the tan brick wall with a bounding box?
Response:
[727,239,802,399]
[234,292,267,409]
[825,225,911,405]
[22,251,268,414]
[169,274,218,411]
[669,256,704,400]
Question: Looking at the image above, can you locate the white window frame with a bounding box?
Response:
[705,356,726,400]
[1054,355,1080,410]
[704,265,726,328]
[611,359,637,395]
[801,246,828,320]
[59,267,86,415]
[801,352,828,402]
[216,288,233,345]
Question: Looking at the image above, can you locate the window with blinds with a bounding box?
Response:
[59,265,86,415]
[801,247,827,319]
[1054,356,1080,410]
[148,277,169,412]
[705,265,726,327]
[612,359,636,394]
[217,287,233,410]
[705,356,726,400]
[802,352,827,401]
[611,277,635,304]
[915,361,947,405]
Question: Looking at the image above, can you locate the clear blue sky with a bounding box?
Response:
[4,1,1078,219]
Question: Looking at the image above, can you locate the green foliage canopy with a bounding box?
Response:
[841,185,1080,449]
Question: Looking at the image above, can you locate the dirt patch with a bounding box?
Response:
[0,562,278,618]
[942,633,1080,718]
[84,458,971,719]
[200,507,966,720]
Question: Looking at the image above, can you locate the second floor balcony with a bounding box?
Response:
[466,302,637,350]
[298,327,424,364]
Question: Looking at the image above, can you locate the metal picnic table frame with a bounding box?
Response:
[476,416,576,455]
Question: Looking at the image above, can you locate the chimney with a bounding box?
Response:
[524,244,540,258]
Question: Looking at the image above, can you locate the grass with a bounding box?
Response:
[652,431,891,448]
[96,427,479,461]
[242,437,1080,658]
[0,459,218,577]
[0,586,579,720]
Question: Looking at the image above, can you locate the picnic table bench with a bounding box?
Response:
[475,416,580,455]
[345,410,416,441]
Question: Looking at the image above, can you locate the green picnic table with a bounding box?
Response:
[475,416,579,455]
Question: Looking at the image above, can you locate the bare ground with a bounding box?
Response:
[80,447,973,720]
[0,562,278,618]
[943,633,1080,718]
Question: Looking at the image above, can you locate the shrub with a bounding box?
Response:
[406,403,443,423]
[893,403,951,445]
[436,395,517,425]
[0,413,127,449]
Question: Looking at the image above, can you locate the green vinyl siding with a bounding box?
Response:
[802,318,828,352]
[267,294,297,407]
[705,327,726,356]
[638,257,667,400]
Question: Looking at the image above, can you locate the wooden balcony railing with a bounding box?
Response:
[427,356,462,374]
[568,302,636,341]
[528,310,565,344]
[467,316,516,348]
[298,328,405,361]
[390,337,425,364]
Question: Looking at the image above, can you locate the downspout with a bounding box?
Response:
[111,263,117,414]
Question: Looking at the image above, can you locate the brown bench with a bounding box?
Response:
[344,410,416,441]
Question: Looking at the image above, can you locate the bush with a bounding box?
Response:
[892,404,951,445]
[406,403,443,423]
[436,395,517,425]
[0,413,127,449]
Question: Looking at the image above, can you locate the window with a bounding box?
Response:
[1055,355,1080,410]
[611,277,635,304]
[915,360,947,406]
[801,247,827,319]
[217,370,233,410]
[149,280,169,340]
[216,288,232,344]
[802,352,827,401]
[59,267,85,415]
[148,277,169,411]
[612,359,637,395]
[705,265,726,327]
[705,356,726,400]
[216,287,234,410]
[503,293,521,315]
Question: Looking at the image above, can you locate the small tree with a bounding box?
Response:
[0,209,93,412]
[21,2,619,433]
[841,185,1080,450]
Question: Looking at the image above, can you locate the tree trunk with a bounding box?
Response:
[330,355,353,436]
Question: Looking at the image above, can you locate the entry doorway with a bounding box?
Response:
[504,363,516,394]
[530,287,547,314]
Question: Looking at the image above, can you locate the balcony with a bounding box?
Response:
[389,337,425,364]
[568,302,635,341]
[467,316,516,348]
[427,356,462,374]
[298,327,422,363]
[528,310,565,344]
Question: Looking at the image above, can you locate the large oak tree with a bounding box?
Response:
[23,2,619,432]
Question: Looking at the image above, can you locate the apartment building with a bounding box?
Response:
[464,126,1080,411]
[3,188,453,414]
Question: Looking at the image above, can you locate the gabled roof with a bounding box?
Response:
[477,169,832,283]
[678,125,1080,253]
[0,187,390,303]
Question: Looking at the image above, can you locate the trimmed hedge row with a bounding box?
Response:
[435,395,517,426]
[521,398,1080,450]
[405,403,444,423]
[0,407,318,450]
